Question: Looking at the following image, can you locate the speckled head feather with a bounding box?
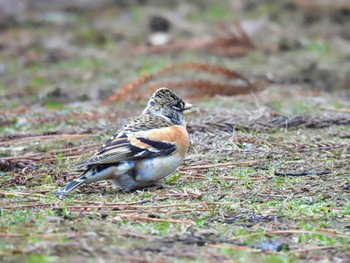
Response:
[142,88,187,126]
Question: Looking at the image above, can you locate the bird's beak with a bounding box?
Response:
[183,103,197,115]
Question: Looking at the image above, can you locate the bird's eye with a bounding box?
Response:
[172,102,183,111]
[149,101,155,106]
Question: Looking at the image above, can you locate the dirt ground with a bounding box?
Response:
[1,1,350,262]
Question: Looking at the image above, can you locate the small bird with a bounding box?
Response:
[55,88,194,198]
[148,15,172,46]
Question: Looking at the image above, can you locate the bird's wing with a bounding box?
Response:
[74,115,179,169]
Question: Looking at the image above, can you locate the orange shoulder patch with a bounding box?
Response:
[134,125,189,156]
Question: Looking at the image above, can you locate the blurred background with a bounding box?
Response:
[0,0,349,115]
[1,2,350,262]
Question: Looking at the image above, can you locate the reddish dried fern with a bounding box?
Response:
[103,62,260,104]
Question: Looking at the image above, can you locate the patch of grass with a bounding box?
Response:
[29,77,45,89]
[165,173,183,185]
[190,3,235,21]
[131,6,143,23]
[138,58,168,75]
[261,254,293,263]
[26,253,57,263]
[44,101,65,110]
[306,41,331,56]
[54,57,105,70]
[342,201,350,216]
[0,83,5,92]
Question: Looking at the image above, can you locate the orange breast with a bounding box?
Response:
[134,125,189,157]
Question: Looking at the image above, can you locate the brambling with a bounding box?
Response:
[55,88,194,198]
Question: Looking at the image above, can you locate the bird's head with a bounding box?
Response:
[142,88,195,126]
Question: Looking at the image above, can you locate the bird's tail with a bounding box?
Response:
[54,171,90,199]
[54,166,115,198]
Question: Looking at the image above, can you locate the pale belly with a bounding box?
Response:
[135,152,184,182]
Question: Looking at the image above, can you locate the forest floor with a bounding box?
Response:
[1,1,350,262]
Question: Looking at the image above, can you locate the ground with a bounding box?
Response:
[0,1,350,262]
